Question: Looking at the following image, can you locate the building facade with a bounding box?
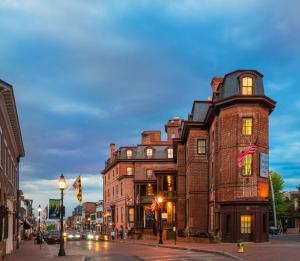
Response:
[102,120,181,236]
[81,202,96,231]
[0,80,25,257]
[102,69,275,242]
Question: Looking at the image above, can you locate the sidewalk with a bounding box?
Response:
[114,238,300,261]
[6,240,84,261]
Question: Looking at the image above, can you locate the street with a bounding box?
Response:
[47,241,234,261]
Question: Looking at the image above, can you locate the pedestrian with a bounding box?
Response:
[119,225,124,239]
[110,229,115,240]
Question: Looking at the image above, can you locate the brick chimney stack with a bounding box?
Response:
[110,143,115,161]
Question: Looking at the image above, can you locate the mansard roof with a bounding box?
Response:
[0,79,25,157]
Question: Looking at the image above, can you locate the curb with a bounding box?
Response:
[111,240,246,261]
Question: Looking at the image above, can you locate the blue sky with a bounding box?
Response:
[0,0,299,215]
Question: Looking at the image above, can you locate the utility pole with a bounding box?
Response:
[269,171,277,228]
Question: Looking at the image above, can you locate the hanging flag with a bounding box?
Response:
[42,205,48,220]
[151,197,157,211]
[238,143,257,168]
[126,195,133,205]
[135,192,140,205]
[72,176,82,203]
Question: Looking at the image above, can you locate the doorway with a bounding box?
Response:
[240,214,253,241]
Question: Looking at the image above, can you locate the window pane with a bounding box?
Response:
[167,148,173,158]
[242,77,253,95]
[242,118,252,135]
[242,154,253,176]
[197,140,206,154]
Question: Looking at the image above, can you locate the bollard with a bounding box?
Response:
[237,240,244,253]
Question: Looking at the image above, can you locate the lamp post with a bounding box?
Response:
[37,205,42,233]
[58,174,66,257]
[157,196,163,244]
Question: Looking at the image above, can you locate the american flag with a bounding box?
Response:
[150,197,157,211]
[238,143,257,168]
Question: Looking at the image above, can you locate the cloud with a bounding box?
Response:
[21,173,102,216]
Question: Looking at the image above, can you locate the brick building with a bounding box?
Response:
[81,202,96,231]
[101,119,181,235]
[0,80,25,257]
[102,69,275,242]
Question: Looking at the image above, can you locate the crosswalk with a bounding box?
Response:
[140,252,233,261]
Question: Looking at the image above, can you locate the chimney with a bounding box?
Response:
[110,143,115,160]
[211,77,223,93]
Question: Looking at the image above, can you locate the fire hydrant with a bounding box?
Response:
[237,240,244,253]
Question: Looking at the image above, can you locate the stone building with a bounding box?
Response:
[0,80,25,257]
[102,69,275,242]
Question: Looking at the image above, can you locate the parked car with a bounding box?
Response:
[46,230,61,244]
[66,230,81,241]
[269,226,278,235]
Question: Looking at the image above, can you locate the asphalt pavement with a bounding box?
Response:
[47,240,234,261]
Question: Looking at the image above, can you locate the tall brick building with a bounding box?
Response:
[102,69,275,242]
[0,80,25,257]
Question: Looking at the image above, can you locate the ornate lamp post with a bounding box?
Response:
[157,196,164,244]
[58,174,66,256]
[37,205,42,233]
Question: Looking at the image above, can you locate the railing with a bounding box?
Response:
[140,195,153,204]
[162,191,176,198]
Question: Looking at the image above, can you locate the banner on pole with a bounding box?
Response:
[48,199,61,219]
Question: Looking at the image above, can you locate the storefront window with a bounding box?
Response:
[241,215,252,234]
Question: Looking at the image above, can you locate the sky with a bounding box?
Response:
[0,0,300,216]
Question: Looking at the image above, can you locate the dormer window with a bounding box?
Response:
[167,148,173,158]
[146,148,153,158]
[242,77,253,95]
[126,149,133,159]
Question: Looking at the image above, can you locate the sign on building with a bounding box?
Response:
[48,199,61,219]
[260,153,269,178]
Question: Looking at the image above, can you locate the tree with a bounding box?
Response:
[269,171,290,226]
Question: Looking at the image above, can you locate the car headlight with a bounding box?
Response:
[63,232,67,236]
[75,235,80,238]
[87,234,94,239]
[68,235,74,238]
[95,235,99,240]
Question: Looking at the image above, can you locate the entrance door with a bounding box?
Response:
[240,215,253,241]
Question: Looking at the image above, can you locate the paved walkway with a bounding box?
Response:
[6,240,84,261]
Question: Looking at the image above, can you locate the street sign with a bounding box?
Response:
[260,153,269,178]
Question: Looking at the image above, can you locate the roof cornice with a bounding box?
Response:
[0,80,25,157]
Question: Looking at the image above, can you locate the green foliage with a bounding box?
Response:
[269,172,290,225]
[46,224,56,231]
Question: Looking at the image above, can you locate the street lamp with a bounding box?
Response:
[58,174,66,256]
[157,196,164,244]
[37,205,42,233]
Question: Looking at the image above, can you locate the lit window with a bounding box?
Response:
[146,183,154,196]
[126,167,133,175]
[128,208,134,223]
[126,150,132,159]
[146,169,153,179]
[167,148,173,158]
[242,118,252,135]
[242,77,253,95]
[146,148,153,158]
[241,215,252,234]
[242,154,253,176]
[197,140,206,154]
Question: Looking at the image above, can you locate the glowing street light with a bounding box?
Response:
[58,174,66,257]
[157,195,164,244]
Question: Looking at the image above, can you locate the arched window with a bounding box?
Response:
[242,77,253,95]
